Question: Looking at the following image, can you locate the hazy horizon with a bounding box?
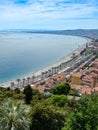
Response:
[0,28,98,31]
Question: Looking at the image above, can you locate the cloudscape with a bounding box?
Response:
[0,0,98,30]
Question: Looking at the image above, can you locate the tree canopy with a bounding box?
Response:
[63,95,98,130]
[51,82,70,95]
[48,95,68,107]
[30,101,66,130]
[24,85,33,104]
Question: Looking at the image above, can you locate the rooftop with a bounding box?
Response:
[81,75,94,82]
[81,87,92,95]
[72,72,83,78]
[31,72,66,93]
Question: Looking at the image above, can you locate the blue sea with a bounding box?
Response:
[0,32,87,83]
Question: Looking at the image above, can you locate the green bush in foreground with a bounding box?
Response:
[0,99,30,130]
[63,95,98,130]
[48,94,68,107]
[30,101,66,130]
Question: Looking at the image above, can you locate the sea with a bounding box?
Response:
[0,32,87,83]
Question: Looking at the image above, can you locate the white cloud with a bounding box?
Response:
[0,0,98,29]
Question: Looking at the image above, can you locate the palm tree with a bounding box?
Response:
[72,52,76,59]
[52,67,54,75]
[16,78,20,87]
[27,77,30,85]
[56,66,59,72]
[41,72,45,79]
[53,67,56,74]
[55,66,58,73]
[59,64,62,70]
[0,99,30,130]
[61,63,64,69]
[10,82,15,89]
[48,69,52,76]
[32,75,35,83]
[45,71,48,78]
[22,78,25,87]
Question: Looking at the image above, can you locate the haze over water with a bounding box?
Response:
[0,32,87,83]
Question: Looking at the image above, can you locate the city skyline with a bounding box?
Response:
[0,0,98,30]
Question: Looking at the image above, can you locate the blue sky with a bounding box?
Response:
[0,0,98,30]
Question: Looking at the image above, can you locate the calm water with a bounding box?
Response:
[0,32,87,83]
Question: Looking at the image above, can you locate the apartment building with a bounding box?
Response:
[71,72,83,85]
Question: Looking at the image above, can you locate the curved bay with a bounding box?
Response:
[0,33,87,82]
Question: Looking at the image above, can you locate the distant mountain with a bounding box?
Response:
[35,29,98,40]
[0,29,98,40]
[63,29,98,40]
[24,29,98,40]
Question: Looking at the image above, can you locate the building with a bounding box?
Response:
[81,87,92,95]
[92,59,98,68]
[71,72,83,85]
[81,75,95,87]
[31,73,66,93]
[71,84,92,95]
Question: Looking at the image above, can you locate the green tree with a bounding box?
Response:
[48,95,68,107]
[16,78,20,87]
[68,96,77,108]
[51,82,70,95]
[14,88,20,94]
[64,95,98,130]
[27,77,30,85]
[24,85,32,104]
[10,82,15,89]
[30,101,65,130]
[22,78,25,87]
[0,99,30,130]
[32,75,35,83]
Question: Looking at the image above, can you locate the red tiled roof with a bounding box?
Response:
[94,59,98,62]
[31,73,66,93]
[91,72,98,78]
[71,84,82,90]
[31,84,45,93]
[37,85,46,93]
[81,87,92,95]
[72,72,83,78]
[95,82,98,87]
[93,87,98,92]
[81,75,94,83]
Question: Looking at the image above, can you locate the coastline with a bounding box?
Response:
[0,32,93,89]
[0,40,88,88]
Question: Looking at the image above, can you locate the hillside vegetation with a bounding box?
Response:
[0,83,98,130]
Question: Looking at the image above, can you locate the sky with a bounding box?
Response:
[0,0,98,30]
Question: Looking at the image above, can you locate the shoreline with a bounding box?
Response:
[0,44,87,88]
[0,35,91,88]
